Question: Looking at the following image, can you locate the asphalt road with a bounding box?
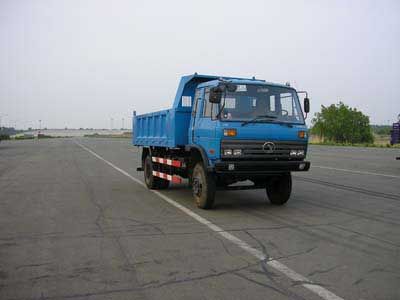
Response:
[0,138,399,300]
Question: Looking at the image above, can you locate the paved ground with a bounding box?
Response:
[0,138,399,300]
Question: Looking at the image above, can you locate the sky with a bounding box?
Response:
[1,0,399,129]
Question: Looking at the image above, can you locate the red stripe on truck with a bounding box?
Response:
[152,171,182,184]
[152,157,182,168]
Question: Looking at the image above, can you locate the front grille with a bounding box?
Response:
[221,139,307,161]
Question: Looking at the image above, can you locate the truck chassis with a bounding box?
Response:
[138,145,309,209]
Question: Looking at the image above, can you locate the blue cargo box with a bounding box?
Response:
[133,109,191,147]
[133,73,254,148]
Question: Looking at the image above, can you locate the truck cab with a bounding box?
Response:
[133,74,310,209]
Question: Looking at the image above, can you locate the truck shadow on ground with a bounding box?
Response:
[165,183,287,211]
[213,191,284,211]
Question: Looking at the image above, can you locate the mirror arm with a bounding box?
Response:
[297,90,310,116]
[215,89,227,119]
[297,91,308,98]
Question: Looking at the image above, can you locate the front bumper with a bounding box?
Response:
[213,160,310,174]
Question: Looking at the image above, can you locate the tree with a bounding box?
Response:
[311,102,374,144]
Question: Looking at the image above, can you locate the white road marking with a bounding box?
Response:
[75,141,345,300]
[312,165,400,179]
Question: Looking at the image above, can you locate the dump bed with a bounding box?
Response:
[133,108,191,147]
[133,74,223,148]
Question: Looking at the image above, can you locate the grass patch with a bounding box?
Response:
[11,135,72,140]
[13,135,35,140]
[309,134,400,148]
[84,132,132,138]
[309,141,400,148]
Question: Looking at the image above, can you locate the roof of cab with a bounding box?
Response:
[186,74,291,89]
[172,73,293,110]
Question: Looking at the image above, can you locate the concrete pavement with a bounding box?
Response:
[0,138,399,300]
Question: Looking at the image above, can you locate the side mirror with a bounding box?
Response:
[209,87,223,103]
[226,83,237,93]
[304,97,310,113]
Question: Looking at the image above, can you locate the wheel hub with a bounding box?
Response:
[192,177,202,197]
[144,160,151,184]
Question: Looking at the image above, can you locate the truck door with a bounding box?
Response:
[192,88,217,154]
[189,88,202,144]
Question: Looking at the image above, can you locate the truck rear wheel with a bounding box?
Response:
[192,163,216,209]
[144,155,169,190]
[266,173,292,205]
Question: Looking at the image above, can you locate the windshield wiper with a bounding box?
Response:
[241,114,277,126]
[262,120,294,128]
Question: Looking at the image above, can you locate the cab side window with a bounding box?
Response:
[193,88,201,116]
[203,88,212,117]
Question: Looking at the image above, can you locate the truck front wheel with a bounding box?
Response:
[144,155,169,190]
[192,163,216,209]
[266,173,292,205]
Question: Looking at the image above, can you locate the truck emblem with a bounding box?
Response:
[262,142,275,154]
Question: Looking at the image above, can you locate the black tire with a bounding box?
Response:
[266,173,292,205]
[192,162,216,209]
[144,155,169,190]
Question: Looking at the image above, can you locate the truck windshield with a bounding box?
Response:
[215,84,305,124]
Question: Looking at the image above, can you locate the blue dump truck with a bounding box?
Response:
[133,74,311,209]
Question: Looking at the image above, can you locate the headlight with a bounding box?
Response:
[290,149,305,157]
[297,150,305,156]
[224,149,233,156]
[233,149,242,156]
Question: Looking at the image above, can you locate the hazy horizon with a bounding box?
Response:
[1,0,399,129]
